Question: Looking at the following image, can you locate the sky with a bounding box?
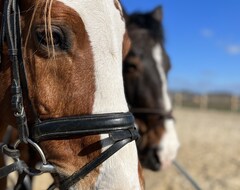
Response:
[121,0,240,95]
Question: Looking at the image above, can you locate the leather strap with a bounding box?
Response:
[130,107,174,119]
[0,0,8,64]
[14,172,27,190]
[0,160,27,179]
[3,0,29,143]
[33,112,135,142]
[48,127,139,190]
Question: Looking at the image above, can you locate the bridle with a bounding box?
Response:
[0,0,139,189]
[130,107,174,131]
[129,107,174,151]
[130,107,174,169]
[130,107,174,120]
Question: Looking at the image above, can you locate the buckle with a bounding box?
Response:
[14,139,56,175]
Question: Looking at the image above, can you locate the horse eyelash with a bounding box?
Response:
[24,0,56,59]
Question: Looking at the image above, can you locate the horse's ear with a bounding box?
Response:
[116,0,128,22]
[151,6,163,22]
[123,32,131,59]
[122,6,129,22]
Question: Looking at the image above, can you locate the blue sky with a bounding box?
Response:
[121,0,240,95]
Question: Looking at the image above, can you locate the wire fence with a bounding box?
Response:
[170,92,240,112]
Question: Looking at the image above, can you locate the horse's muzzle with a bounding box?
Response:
[138,147,161,171]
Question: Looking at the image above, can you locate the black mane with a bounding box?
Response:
[127,12,165,43]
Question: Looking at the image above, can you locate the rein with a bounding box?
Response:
[0,0,139,189]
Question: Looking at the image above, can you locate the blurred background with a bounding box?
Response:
[122,0,240,190]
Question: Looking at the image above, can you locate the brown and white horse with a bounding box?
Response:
[0,0,143,189]
[123,6,180,171]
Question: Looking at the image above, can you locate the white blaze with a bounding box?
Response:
[57,1,140,189]
[152,44,180,166]
[152,45,172,112]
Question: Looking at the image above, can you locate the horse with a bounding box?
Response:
[123,6,180,171]
[0,0,144,189]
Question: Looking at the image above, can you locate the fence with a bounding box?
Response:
[170,92,240,112]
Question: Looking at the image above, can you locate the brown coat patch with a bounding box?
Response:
[123,32,131,59]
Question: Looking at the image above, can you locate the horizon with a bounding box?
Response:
[121,0,240,95]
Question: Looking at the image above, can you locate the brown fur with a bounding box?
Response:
[123,32,131,59]
[135,119,164,150]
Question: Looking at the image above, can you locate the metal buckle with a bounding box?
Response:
[14,139,56,175]
[14,106,24,117]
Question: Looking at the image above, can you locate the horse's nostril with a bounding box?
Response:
[139,148,161,171]
[151,161,161,171]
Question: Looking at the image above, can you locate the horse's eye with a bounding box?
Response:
[123,62,139,73]
[36,31,47,46]
[36,30,63,47]
[52,31,62,46]
[35,26,68,51]
[126,62,138,70]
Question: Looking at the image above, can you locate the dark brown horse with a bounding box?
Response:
[0,0,144,189]
[123,6,180,171]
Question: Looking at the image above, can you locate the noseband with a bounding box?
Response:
[0,1,139,189]
[129,107,174,139]
[130,107,174,120]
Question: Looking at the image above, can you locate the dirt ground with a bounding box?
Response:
[9,107,240,190]
[144,107,240,190]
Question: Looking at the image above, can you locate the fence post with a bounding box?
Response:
[175,93,183,107]
[200,94,208,109]
[231,96,239,112]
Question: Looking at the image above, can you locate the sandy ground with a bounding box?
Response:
[144,107,240,190]
[7,107,240,190]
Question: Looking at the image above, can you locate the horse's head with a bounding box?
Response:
[0,0,143,189]
[123,6,180,171]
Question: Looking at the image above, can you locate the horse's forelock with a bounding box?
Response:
[23,0,62,59]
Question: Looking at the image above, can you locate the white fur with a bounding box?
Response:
[152,45,171,112]
[58,1,141,189]
[152,44,180,167]
[159,119,180,167]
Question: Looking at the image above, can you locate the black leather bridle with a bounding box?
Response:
[130,107,174,120]
[0,0,139,189]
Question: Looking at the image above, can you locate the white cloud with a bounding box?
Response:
[201,29,214,38]
[225,45,240,55]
